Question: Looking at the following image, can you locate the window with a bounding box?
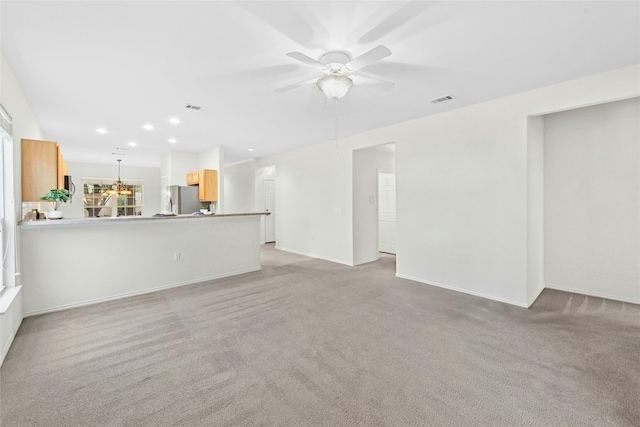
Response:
[83,178,143,217]
[0,103,14,293]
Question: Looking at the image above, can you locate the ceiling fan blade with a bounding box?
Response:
[363,81,396,91]
[350,70,396,89]
[346,45,392,71]
[286,52,326,70]
[350,70,395,90]
[356,2,436,44]
[275,77,318,93]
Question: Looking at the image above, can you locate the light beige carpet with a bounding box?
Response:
[1,244,639,426]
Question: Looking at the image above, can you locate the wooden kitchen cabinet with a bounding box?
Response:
[186,169,218,201]
[57,147,68,188]
[22,139,68,201]
[186,171,199,186]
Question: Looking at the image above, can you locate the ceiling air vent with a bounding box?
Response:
[430,95,455,104]
[185,104,203,110]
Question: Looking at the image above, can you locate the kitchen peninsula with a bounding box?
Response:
[20,213,268,316]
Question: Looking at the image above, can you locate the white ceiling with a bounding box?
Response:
[1,1,638,168]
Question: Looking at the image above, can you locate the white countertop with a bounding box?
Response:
[20,212,269,228]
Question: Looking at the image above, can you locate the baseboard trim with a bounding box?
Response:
[274,246,354,266]
[545,283,640,305]
[395,273,528,308]
[23,267,262,318]
[353,256,379,266]
[526,285,546,308]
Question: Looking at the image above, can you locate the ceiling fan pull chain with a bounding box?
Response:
[334,100,340,155]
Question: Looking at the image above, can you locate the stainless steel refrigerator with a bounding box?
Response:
[167,185,201,214]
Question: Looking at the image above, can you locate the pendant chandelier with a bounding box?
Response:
[105,159,132,196]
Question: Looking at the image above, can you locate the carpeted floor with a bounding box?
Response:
[1,244,639,426]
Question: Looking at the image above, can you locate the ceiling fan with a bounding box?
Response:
[277,45,395,100]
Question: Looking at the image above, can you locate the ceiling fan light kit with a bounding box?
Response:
[317,74,353,100]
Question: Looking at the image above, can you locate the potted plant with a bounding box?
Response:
[40,188,70,219]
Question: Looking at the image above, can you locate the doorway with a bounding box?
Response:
[265,179,276,243]
[352,143,395,265]
[255,165,276,245]
[378,171,396,254]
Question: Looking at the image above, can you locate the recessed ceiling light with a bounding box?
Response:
[128,141,137,147]
[96,128,107,134]
[169,117,180,124]
[248,148,255,152]
[168,138,177,144]
[143,124,154,130]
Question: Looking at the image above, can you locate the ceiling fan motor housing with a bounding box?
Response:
[320,51,352,73]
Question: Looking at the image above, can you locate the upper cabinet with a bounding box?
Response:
[186,169,218,202]
[186,171,199,186]
[22,139,68,202]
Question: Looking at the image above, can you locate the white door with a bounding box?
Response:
[0,131,4,290]
[378,172,396,254]
[265,179,276,243]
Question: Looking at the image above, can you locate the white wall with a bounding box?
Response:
[544,98,640,303]
[397,98,532,305]
[255,64,639,307]
[162,151,198,187]
[49,161,162,219]
[527,116,545,305]
[0,51,46,365]
[21,215,261,315]
[224,160,256,213]
[256,139,360,264]
[399,66,639,307]
[1,53,46,287]
[353,143,395,265]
